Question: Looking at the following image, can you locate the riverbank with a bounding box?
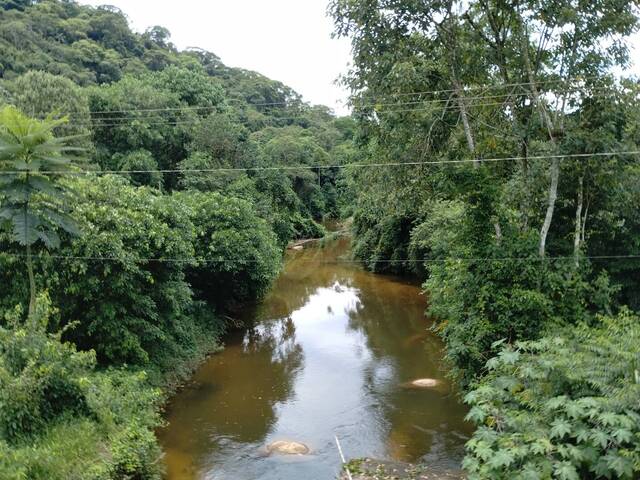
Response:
[287,218,352,250]
[340,459,465,480]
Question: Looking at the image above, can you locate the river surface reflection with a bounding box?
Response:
[159,237,471,480]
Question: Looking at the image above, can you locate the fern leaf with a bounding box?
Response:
[11,211,41,246]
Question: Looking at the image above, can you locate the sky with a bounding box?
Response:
[78,0,353,115]
[78,1,639,117]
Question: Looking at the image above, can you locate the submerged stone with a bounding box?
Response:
[410,378,439,388]
[266,440,310,455]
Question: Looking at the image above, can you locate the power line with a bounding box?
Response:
[62,89,621,128]
[62,103,465,125]
[77,112,340,127]
[0,150,637,176]
[59,98,609,128]
[1,252,638,264]
[354,75,617,100]
[291,254,640,264]
[367,90,620,115]
[32,80,622,121]
[352,84,621,108]
[75,87,616,121]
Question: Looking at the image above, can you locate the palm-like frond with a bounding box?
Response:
[25,176,62,197]
[11,210,42,246]
[41,208,81,237]
[36,229,61,249]
[0,106,84,248]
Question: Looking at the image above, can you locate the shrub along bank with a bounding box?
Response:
[0,173,282,479]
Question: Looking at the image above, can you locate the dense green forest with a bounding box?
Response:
[1,0,640,478]
[330,0,640,478]
[0,0,355,478]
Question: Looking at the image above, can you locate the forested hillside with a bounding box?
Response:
[331,0,640,478]
[0,1,354,478]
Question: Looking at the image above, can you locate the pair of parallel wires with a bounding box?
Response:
[2,78,638,264]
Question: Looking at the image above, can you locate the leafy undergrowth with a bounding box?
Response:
[463,310,640,479]
[0,297,164,480]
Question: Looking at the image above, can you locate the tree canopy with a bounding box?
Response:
[331,0,640,476]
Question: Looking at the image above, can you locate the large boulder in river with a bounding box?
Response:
[401,377,450,394]
[266,440,310,455]
[410,378,439,388]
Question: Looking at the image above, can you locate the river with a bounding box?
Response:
[158,236,471,480]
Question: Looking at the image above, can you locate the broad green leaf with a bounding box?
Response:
[43,209,81,236]
[487,450,515,469]
[531,438,554,455]
[11,211,41,246]
[604,451,633,478]
[465,406,487,423]
[589,429,610,449]
[37,229,61,249]
[498,349,520,365]
[519,464,543,480]
[545,396,568,411]
[550,418,572,439]
[27,176,60,196]
[554,461,579,480]
[611,428,632,444]
[474,442,493,461]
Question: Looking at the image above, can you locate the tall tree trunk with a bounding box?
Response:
[581,198,589,245]
[494,221,503,244]
[538,157,560,257]
[27,242,36,320]
[574,176,584,266]
[520,141,530,230]
[443,13,478,167]
[445,9,505,240]
[521,23,559,258]
[453,78,478,167]
[23,184,36,322]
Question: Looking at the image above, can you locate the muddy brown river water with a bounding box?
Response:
[158,236,471,480]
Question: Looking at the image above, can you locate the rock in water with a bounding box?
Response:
[266,440,310,455]
[411,378,439,388]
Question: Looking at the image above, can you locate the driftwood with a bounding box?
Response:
[287,237,322,250]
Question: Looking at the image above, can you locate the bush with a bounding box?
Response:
[5,70,93,144]
[0,175,213,366]
[463,310,640,479]
[107,422,160,480]
[114,149,162,187]
[0,175,280,367]
[417,200,605,385]
[352,210,415,274]
[291,212,326,239]
[53,175,197,365]
[0,295,163,480]
[174,190,281,309]
[0,299,93,441]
